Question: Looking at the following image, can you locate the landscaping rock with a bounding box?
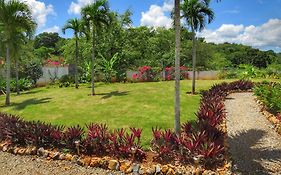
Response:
[50,151,60,160]
[146,167,156,174]
[90,157,101,167]
[59,153,66,160]
[161,165,169,174]
[13,147,20,154]
[71,155,79,163]
[108,160,119,171]
[65,153,73,161]
[132,163,140,172]
[120,160,132,173]
[37,147,45,156]
[18,148,26,155]
[155,164,161,174]
[2,145,8,152]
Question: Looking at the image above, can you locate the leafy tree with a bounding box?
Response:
[34,32,61,55]
[62,18,85,89]
[181,0,214,94]
[0,0,36,105]
[99,53,119,83]
[81,0,110,95]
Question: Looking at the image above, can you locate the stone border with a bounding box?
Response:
[0,141,226,175]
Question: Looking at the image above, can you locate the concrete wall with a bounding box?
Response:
[126,70,219,80]
[37,66,69,85]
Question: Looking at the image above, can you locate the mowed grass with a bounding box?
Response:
[0,80,237,147]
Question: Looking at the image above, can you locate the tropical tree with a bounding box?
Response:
[174,0,181,135]
[0,0,36,105]
[81,0,109,96]
[62,18,84,89]
[181,0,214,94]
[99,53,119,83]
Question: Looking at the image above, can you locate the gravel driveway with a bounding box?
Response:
[0,151,113,175]
[225,92,281,175]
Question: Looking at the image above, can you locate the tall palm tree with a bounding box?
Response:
[181,0,214,94]
[174,0,181,135]
[0,0,36,105]
[62,18,84,89]
[81,0,109,96]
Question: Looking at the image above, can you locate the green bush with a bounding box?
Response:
[59,75,74,88]
[254,82,281,113]
[0,78,32,95]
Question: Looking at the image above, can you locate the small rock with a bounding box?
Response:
[18,148,26,155]
[108,160,119,171]
[37,147,45,156]
[202,170,217,175]
[139,167,146,175]
[50,152,60,160]
[25,147,32,155]
[71,155,79,163]
[2,145,8,152]
[90,158,101,167]
[13,147,20,154]
[167,168,176,175]
[65,153,73,161]
[120,161,131,172]
[31,147,37,155]
[146,167,156,174]
[155,164,161,174]
[59,153,66,160]
[132,163,140,172]
[79,157,92,166]
[162,165,169,174]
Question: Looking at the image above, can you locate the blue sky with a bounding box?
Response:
[23,0,281,52]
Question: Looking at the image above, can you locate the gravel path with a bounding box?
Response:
[0,151,114,175]
[225,92,281,175]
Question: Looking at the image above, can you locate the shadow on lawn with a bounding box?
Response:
[228,129,281,175]
[19,89,44,95]
[96,91,129,99]
[7,98,52,110]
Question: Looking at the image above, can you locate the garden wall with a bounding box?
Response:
[126,70,219,81]
[37,66,69,85]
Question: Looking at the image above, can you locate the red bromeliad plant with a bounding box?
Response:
[83,123,110,156]
[164,66,189,81]
[64,125,84,153]
[132,66,155,82]
[109,128,146,161]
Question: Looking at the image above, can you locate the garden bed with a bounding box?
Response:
[0,80,254,174]
[254,81,281,135]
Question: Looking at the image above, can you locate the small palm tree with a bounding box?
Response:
[81,0,109,96]
[181,0,214,94]
[0,0,36,105]
[62,18,84,89]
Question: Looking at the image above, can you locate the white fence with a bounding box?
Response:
[37,66,69,85]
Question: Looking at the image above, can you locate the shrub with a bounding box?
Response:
[254,82,281,114]
[0,78,32,95]
[20,61,43,84]
[59,75,74,88]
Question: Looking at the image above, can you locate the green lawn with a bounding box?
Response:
[0,79,240,146]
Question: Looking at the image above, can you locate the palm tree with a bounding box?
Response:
[0,0,36,105]
[181,0,214,94]
[174,0,181,135]
[62,18,84,89]
[81,0,109,96]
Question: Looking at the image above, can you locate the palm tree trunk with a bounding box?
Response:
[75,35,79,89]
[91,28,96,96]
[15,58,20,95]
[174,0,181,135]
[5,46,11,105]
[191,25,197,95]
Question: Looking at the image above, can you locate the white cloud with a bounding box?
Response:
[42,25,60,33]
[140,0,173,29]
[68,0,95,15]
[19,0,55,28]
[198,19,281,52]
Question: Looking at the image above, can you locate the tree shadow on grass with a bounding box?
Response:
[96,91,129,99]
[4,98,52,111]
[19,89,44,95]
[228,129,281,175]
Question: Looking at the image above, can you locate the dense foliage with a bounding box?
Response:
[254,82,281,114]
[0,78,32,95]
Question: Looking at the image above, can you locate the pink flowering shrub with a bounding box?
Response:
[165,66,189,81]
[132,66,155,82]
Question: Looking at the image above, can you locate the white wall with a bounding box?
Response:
[37,66,69,85]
